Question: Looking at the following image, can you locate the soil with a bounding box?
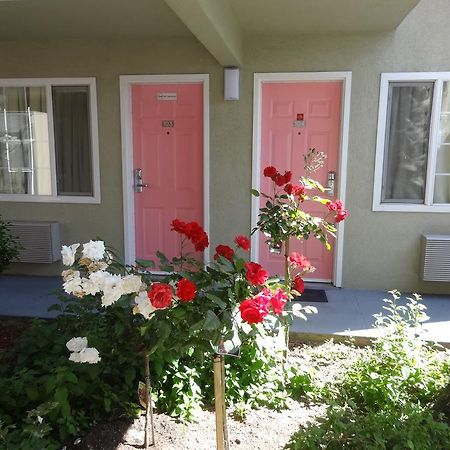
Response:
[66,401,325,450]
[0,317,364,450]
[0,316,33,350]
[65,342,366,450]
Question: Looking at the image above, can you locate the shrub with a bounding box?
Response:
[0,215,21,273]
[0,293,313,445]
[287,403,450,450]
[286,291,450,450]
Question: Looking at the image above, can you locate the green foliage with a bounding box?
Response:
[252,149,338,253]
[286,291,450,450]
[0,215,21,273]
[0,292,313,445]
[0,307,144,446]
[287,403,450,450]
[336,291,450,411]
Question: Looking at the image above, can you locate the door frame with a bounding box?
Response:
[119,74,210,265]
[251,72,352,287]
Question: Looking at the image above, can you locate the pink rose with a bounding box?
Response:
[288,252,312,271]
[270,288,288,315]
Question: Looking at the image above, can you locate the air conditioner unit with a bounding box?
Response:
[421,234,450,282]
[8,221,61,263]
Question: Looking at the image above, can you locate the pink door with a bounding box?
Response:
[132,83,203,262]
[259,81,342,281]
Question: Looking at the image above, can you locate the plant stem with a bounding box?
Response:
[144,352,155,448]
[283,239,291,358]
[213,355,227,450]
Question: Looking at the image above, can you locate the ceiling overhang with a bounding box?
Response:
[164,0,243,66]
[0,0,421,67]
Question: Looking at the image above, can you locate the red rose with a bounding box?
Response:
[274,174,286,186]
[270,288,288,315]
[176,278,197,302]
[245,262,269,286]
[194,232,209,252]
[293,276,305,294]
[288,252,312,271]
[284,171,292,183]
[147,283,173,309]
[184,222,204,242]
[335,209,348,223]
[171,219,186,234]
[239,296,269,324]
[234,235,250,251]
[284,183,293,195]
[263,166,277,178]
[214,244,235,261]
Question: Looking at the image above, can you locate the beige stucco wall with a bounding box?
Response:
[1,0,449,294]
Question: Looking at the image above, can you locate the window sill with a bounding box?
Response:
[372,203,450,213]
[0,194,101,204]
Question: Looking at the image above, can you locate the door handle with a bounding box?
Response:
[327,171,336,196]
[134,168,150,193]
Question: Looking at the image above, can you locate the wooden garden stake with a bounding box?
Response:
[213,354,229,450]
[144,352,155,448]
[283,238,291,358]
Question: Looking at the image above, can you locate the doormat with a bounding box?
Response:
[293,288,328,303]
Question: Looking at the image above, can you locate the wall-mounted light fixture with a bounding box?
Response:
[224,67,239,100]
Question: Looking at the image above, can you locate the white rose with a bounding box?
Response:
[61,243,80,266]
[101,274,124,307]
[77,347,101,364]
[69,352,82,363]
[63,271,83,295]
[66,336,88,353]
[80,269,111,296]
[81,277,102,296]
[121,274,144,295]
[82,240,105,261]
[133,291,156,319]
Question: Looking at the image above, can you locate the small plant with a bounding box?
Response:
[0,215,21,273]
[287,291,450,449]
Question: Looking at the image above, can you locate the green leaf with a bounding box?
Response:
[190,319,205,332]
[204,310,221,331]
[124,367,136,386]
[251,189,260,197]
[135,258,155,269]
[26,385,39,401]
[206,293,227,309]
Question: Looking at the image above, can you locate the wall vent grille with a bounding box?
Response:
[421,234,450,282]
[8,221,61,264]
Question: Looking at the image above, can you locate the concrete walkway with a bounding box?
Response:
[291,284,450,346]
[1,275,449,345]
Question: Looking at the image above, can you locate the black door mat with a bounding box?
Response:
[293,288,328,303]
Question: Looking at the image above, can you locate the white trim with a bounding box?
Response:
[251,71,352,288]
[119,74,210,266]
[0,77,101,204]
[373,72,450,213]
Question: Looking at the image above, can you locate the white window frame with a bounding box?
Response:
[0,77,100,204]
[373,72,450,213]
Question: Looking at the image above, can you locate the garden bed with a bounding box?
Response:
[66,342,365,450]
[0,315,34,350]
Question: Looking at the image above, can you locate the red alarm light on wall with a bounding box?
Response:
[296,113,304,121]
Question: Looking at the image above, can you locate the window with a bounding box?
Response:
[373,72,450,212]
[0,78,99,203]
